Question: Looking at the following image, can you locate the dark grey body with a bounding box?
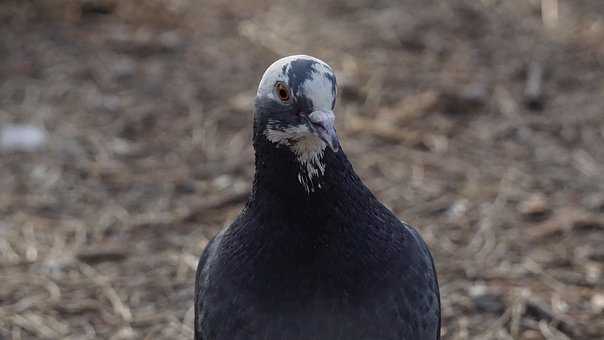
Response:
[194,141,440,340]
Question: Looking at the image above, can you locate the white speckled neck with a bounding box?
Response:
[264,122,327,193]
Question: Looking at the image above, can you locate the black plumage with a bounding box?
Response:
[195,55,440,340]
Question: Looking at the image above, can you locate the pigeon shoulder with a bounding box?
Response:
[194,228,225,339]
[400,221,442,340]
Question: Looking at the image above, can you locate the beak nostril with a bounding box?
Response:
[311,121,324,130]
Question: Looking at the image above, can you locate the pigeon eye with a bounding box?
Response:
[275,82,290,102]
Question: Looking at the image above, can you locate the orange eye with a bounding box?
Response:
[275,82,290,102]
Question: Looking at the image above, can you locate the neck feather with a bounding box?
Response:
[249,135,368,209]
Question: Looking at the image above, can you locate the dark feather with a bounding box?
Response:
[194,136,441,340]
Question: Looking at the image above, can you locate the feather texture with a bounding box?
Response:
[194,137,440,340]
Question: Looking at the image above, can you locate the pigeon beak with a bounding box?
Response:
[305,110,339,152]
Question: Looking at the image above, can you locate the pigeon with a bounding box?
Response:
[194,55,441,340]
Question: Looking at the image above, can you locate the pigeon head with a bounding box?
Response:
[253,55,340,193]
[254,55,339,155]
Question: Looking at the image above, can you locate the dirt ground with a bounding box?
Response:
[1,0,603,339]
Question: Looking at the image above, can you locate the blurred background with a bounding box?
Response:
[1,0,603,339]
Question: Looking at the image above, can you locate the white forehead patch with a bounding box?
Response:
[256,55,335,110]
[300,62,336,111]
[257,57,291,100]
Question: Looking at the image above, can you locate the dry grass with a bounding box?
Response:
[1,0,603,339]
